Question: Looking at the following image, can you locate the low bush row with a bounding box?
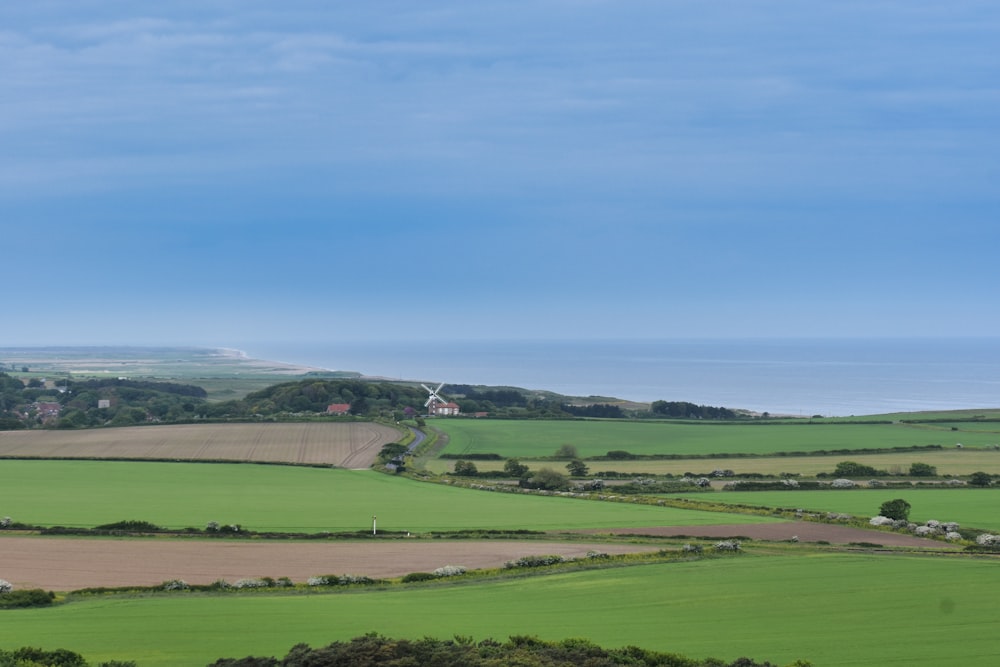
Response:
[0,588,55,609]
[208,633,805,667]
[0,646,135,667]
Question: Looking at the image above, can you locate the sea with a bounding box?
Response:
[238,338,1000,418]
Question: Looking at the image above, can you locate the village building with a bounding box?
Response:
[430,401,461,416]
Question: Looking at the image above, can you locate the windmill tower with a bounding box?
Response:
[422,382,447,415]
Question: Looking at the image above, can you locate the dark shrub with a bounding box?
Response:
[93,520,163,532]
[969,471,993,487]
[0,589,55,609]
[879,498,911,521]
[908,462,937,477]
[4,647,87,666]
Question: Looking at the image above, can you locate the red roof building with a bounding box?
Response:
[430,401,461,416]
[326,403,351,415]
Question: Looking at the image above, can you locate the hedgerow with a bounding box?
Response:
[207,634,803,666]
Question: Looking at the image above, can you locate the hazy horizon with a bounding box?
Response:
[3,2,997,347]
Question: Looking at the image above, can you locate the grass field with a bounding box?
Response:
[426,448,1000,476]
[1,552,997,666]
[0,460,780,532]
[664,488,1000,532]
[434,419,998,458]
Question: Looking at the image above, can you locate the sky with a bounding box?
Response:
[2,1,998,347]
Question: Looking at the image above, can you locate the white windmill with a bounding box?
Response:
[422,382,448,416]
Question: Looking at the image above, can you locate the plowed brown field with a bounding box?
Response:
[0,537,656,591]
[585,521,943,547]
[0,422,401,468]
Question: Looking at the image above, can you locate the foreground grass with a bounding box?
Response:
[0,460,779,532]
[434,419,997,459]
[2,552,997,666]
[667,488,1000,532]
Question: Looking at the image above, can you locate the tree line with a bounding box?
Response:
[1,372,750,430]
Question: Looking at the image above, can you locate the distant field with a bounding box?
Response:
[1,553,996,667]
[664,488,1000,532]
[0,461,780,532]
[0,422,401,468]
[434,419,997,458]
[429,448,1000,477]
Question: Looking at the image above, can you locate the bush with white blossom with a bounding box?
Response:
[831,478,856,489]
[308,574,375,586]
[714,540,741,552]
[0,579,12,594]
[232,577,270,589]
[976,534,998,546]
[161,579,189,591]
[869,515,895,526]
[504,554,565,569]
[0,517,11,528]
[432,565,467,577]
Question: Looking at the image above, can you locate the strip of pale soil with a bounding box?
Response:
[0,422,400,468]
[0,537,655,591]
[583,521,944,547]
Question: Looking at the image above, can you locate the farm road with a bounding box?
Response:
[0,537,655,591]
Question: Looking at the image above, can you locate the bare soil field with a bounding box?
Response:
[0,537,656,591]
[586,521,944,547]
[0,422,401,468]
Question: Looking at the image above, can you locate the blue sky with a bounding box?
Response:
[3,1,998,347]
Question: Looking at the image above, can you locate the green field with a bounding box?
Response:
[427,448,1000,476]
[0,460,779,532]
[666,488,1000,532]
[434,419,995,458]
[2,553,997,666]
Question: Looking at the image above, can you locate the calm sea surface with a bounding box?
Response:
[240,338,1000,417]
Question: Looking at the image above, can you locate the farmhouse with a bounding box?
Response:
[34,401,62,418]
[430,401,461,416]
[326,403,351,415]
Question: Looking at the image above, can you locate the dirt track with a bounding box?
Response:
[0,537,656,591]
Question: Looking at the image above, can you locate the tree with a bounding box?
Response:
[503,459,529,478]
[834,461,881,477]
[969,471,993,487]
[554,444,579,459]
[879,498,911,521]
[452,460,478,476]
[908,462,937,477]
[377,442,408,464]
[522,467,569,490]
[565,459,589,477]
